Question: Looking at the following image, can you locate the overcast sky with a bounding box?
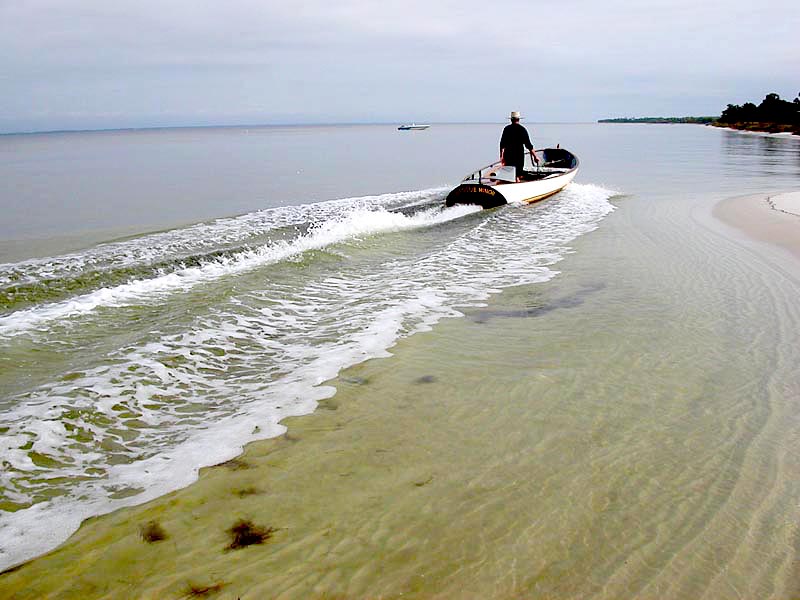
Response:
[1,0,798,133]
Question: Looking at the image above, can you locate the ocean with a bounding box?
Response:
[1,123,800,597]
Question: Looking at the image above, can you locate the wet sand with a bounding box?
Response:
[713,191,800,261]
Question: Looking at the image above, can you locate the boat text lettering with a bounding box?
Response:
[461,186,496,196]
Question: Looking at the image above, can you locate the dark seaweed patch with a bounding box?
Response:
[139,520,168,543]
[185,581,225,597]
[226,519,277,550]
[232,486,261,498]
[471,283,606,323]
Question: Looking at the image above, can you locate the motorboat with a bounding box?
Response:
[445,147,579,209]
[398,123,430,130]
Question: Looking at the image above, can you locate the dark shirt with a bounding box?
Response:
[499,123,533,167]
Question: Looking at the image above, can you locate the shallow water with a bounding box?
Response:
[1,124,799,595]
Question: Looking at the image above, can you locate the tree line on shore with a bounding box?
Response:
[717,92,800,132]
[599,92,799,134]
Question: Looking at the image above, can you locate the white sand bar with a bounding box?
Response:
[770,192,800,217]
[713,191,800,261]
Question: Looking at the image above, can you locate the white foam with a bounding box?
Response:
[0,187,448,290]
[0,201,476,338]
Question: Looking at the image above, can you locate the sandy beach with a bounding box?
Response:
[713,191,800,261]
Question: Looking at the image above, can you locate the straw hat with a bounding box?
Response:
[509,111,521,120]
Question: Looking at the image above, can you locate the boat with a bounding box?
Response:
[445,147,579,209]
[398,123,430,130]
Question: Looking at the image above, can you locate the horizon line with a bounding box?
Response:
[0,120,606,137]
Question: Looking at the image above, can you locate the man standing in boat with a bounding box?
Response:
[500,111,538,181]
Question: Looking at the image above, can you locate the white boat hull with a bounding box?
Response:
[492,168,576,204]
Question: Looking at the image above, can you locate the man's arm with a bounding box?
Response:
[523,128,533,151]
[524,129,538,164]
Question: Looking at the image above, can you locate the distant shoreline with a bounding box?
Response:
[601,93,800,136]
[598,117,716,124]
[710,122,799,135]
[598,118,799,136]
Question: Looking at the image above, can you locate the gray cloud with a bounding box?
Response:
[1,0,798,132]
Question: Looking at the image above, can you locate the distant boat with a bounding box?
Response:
[398,123,430,131]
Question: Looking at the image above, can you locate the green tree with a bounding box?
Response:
[718,92,799,126]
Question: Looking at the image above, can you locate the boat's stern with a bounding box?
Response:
[444,183,507,209]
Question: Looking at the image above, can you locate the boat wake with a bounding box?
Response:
[0,182,616,570]
[0,188,469,338]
